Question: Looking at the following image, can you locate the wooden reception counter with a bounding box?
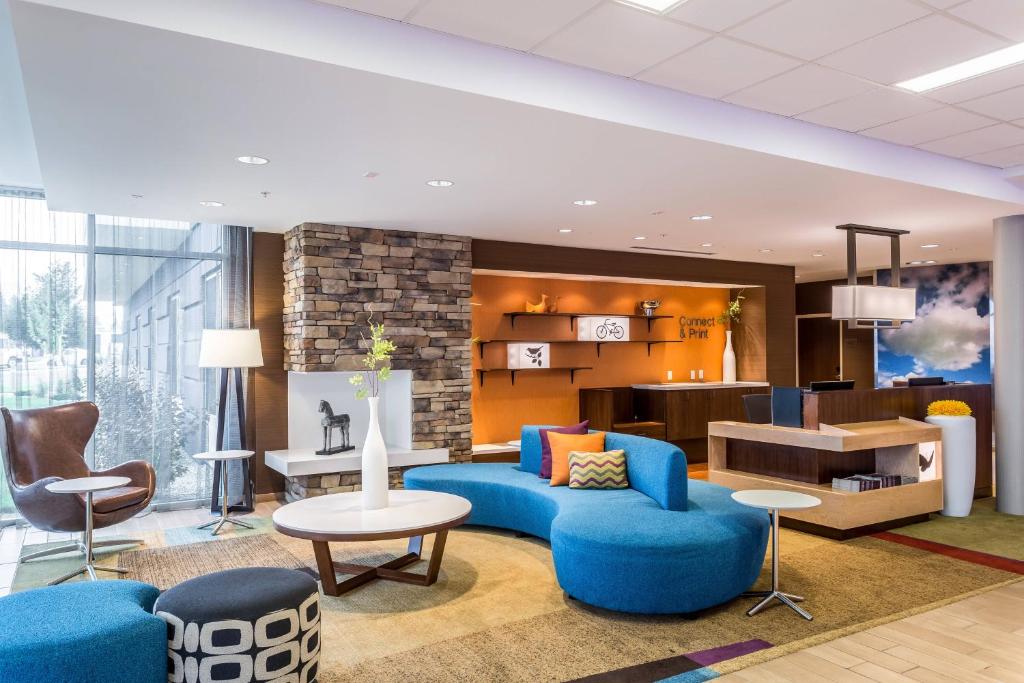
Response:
[709,418,943,539]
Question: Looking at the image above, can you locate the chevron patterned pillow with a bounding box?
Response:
[568,450,629,490]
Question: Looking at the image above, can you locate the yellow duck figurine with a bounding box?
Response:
[525,294,549,313]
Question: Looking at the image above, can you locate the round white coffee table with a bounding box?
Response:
[45,476,133,584]
[193,450,255,535]
[273,489,472,597]
[732,489,821,621]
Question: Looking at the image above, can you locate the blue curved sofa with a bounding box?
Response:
[405,426,769,614]
[0,580,166,682]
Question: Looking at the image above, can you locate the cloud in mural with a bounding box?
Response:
[880,300,990,371]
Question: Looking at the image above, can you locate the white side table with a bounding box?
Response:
[45,476,133,584]
[731,489,821,621]
[194,450,255,535]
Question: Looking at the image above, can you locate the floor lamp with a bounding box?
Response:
[198,328,264,514]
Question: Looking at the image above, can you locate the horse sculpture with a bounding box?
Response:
[317,400,354,455]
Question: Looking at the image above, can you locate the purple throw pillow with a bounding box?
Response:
[539,420,589,479]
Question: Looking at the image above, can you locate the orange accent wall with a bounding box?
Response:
[471,274,731,444]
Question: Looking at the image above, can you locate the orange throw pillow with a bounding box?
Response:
[547,431,606,486]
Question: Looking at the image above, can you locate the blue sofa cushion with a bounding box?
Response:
[0,580,166,683]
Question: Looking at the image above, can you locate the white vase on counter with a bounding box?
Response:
[924,414,976,517]
[722,330,737,384]
[361,396,390,510]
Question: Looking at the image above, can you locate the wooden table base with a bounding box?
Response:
[312,530,450,597]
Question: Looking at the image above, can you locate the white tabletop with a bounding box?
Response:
[46,476,131,494]
[193,450,255,462]
[731,489,822,511]
[273,489,472,539]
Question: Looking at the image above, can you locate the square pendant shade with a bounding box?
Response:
[832,285,917,324]
[198,329,264,368]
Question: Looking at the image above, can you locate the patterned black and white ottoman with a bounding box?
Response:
[155,567,320,683]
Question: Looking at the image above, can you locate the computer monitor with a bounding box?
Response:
[908,376,945,386]
[809,380,855,392]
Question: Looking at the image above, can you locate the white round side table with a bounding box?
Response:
[731,489,821,621]
[193,450,255,535]
[45,476,133,584]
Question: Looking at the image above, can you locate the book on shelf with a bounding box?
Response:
[831,473,910,492]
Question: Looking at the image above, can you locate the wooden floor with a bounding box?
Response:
[2,500,1022,682]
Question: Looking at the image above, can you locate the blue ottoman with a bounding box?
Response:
[155,567,320,683]
[0,580,166,683]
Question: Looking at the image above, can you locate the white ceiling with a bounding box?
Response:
[5,0,1024,282]
[0,0,40,188]
[323,0,1024,170]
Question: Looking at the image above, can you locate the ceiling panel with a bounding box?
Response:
[408,0,599,52]
[666,0,786,32]
[727,0,928,61]
[533,2,709,77]
[918,123,1024,157]
[959,84,1024,122]
[917,0,967,7]
[637,37,799,99]
[860,106,996,145]
[949,0,1024,42]
[820,14,1006,84]
[796,87,941,132]
[724,64,873,117]
[967,143,1024,168]
[926,62,1024,104]
[317,0,421,21]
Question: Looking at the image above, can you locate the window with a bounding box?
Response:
[0,190,246,521]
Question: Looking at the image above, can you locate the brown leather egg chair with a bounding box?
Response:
[1,401,155,562]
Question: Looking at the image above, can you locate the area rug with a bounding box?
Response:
[17,522,1014,682]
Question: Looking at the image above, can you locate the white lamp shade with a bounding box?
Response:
[832,285,917,322]
[198,329,264,368]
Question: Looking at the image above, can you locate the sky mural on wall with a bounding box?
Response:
[876,262,992,387]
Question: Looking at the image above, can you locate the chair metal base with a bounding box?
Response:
[50,563,130,585]
[20,537,144,563]
[198,515,252,536]
[742,589,812,620]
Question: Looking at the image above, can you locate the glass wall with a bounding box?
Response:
[0,189,240,521]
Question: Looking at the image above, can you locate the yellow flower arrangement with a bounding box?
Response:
[927,400,972,417]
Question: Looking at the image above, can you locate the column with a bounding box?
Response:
[994,215,1024,515]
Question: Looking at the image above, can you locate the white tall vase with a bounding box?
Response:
[925,414,976,517]
[361,396,390,510]
[722,330,737,384]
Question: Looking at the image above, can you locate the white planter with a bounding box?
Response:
[722,330,737,384]
[925,414,976,517]
[361,396,390,510]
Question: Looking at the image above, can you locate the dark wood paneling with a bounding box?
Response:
[248,232,287,495]
[664,391,709,440]
[612,421,667,440]
[732,286,766,381]
[796,277,871,315]
[804,384,993,496]
[473,240,795,385]
[726,439,875,484]
[798,317,840,385]
[842,326,875,390]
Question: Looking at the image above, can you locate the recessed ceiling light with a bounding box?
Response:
[690,215,713,221]
[426,179,454,188]
[633,236,647,241]
[199,200,223,207]
[759,248,773,253]
[236,155,269,165]
[558,228,573,233]
[812,251,825,257]
[908,260,924,265]
[130,194,143,199]
[895,42,1024,92]
[573,199,598,206]
[921,243,940,249]
[925,260,937,265]
[363,171,379,179]
[700,242,713,248]
[615,0,689,14]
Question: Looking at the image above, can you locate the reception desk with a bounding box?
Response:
[709,418,943,538]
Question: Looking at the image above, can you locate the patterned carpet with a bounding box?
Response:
[10,500,1024,682]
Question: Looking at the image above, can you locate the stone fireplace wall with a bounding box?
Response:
[282,224,473,483]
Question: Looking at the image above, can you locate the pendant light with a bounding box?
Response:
[831,224,917,328]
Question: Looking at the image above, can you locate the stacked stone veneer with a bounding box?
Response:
[282,224,472,498]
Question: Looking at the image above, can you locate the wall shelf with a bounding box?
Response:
[504,311,671,332]
[476,366,592,386]
[476,339,685,358]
